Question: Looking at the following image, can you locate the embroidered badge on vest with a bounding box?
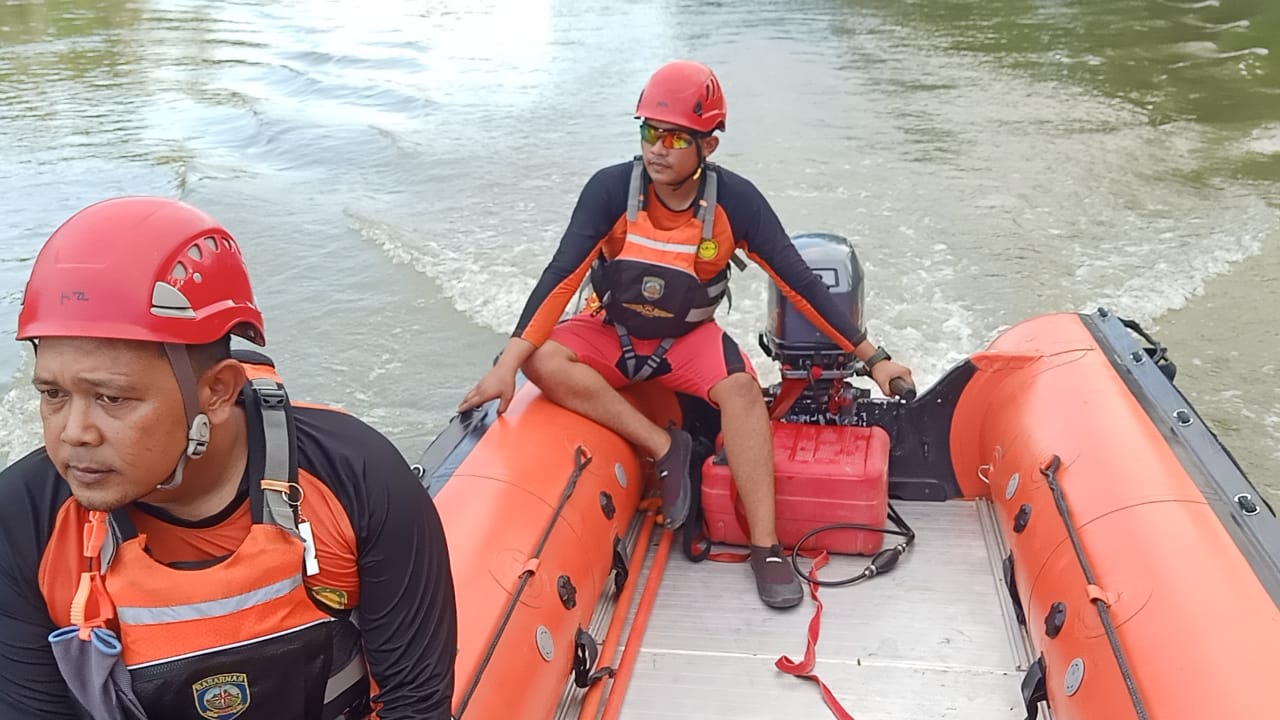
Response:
[621,303,675,318]
[193,673,251,719]
[697,238,718,260]
[641,276,666,301]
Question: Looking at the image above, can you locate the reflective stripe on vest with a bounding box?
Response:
[623,232,701,256]
[106,520,334,669]
[593,158,729,338]
[116,574,303,626]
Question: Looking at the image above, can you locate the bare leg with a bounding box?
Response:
[524,340,670,458]
[708,373,778,547]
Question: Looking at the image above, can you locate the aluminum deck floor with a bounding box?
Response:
[559,499,1043,720]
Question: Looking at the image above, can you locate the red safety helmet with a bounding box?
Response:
[17,196,265,347]
[634,60,727,134]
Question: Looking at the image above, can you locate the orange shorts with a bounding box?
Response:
[546,311,757,405]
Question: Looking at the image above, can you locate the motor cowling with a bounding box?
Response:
[758,233,868,422]
[762,233,864,362]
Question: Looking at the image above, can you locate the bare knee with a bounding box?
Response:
[709,373,763,411]
[523,341,576,388]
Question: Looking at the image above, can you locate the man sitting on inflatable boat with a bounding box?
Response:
[459,61,915,609]
[0,198,457,719]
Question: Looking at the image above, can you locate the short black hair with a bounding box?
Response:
[187,334,232,377]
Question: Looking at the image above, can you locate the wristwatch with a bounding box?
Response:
[865,346,892,369]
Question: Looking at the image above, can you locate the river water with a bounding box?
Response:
[1,0,1276,502]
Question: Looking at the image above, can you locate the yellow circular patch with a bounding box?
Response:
[697,238,718,260]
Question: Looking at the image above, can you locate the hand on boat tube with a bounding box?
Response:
[458,365,517,414]
[458,338,536,415]
[870,360,916,401]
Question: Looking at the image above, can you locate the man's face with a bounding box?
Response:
[640,120,705,185]
[33,337,188,511]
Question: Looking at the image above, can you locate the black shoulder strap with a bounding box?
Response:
[229,347,299,532]
[245,377,301,533]
[697,162,718,240]
[626,156,647,221]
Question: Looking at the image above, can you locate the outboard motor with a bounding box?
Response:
[758,233,870,423]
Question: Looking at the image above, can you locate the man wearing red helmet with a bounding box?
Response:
[0,198,457,719]
[459,61,913,609]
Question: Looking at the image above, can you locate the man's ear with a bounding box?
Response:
[201,359,248,424]
[702,135,720,157]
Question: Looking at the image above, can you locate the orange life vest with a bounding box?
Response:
[65,356,371,720]
[590,157,730,341]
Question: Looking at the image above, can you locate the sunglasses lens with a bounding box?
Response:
[640,123,696,149]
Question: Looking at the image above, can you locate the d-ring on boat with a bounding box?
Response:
[415,232,1280,720]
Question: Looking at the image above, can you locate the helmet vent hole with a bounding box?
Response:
[192,272,203,283]
[187,244,203,261]
[172,261,188,280]
[223,237,237,252]
[203,236,219,253]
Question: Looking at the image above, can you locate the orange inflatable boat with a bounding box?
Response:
[417,233,1280,720]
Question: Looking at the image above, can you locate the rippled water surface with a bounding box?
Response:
[2,0,1276,500]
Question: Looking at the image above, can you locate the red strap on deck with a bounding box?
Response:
[707,546,857,719]
[774,550,856,720]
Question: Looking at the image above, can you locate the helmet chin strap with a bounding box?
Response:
[156,343,210,491]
